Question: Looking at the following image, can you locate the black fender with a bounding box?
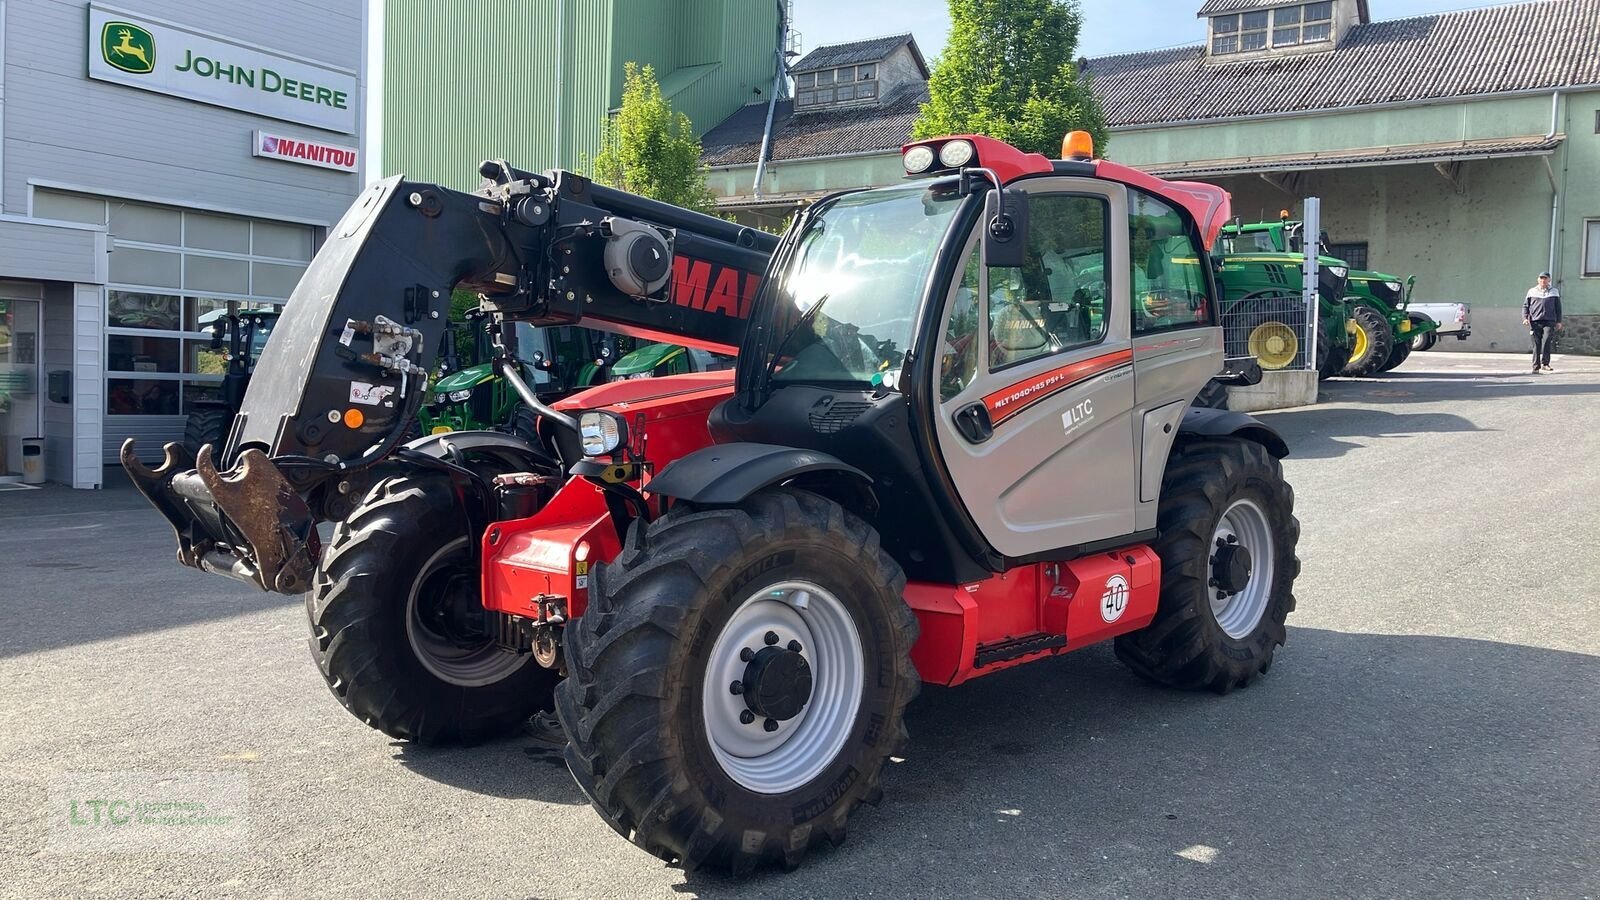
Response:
[1179,407,1289,459]
[647,442,873,506]
[400,429,557,471]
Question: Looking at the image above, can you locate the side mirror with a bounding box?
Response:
[210,321,226,351]
[982,189,1030,269]
[1214,361,1263,386]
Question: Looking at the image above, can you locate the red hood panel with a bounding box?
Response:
[553,371,736,413]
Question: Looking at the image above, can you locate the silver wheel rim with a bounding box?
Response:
[405,538,529,687]
[702,581,864,795]
[1209,499,1275,639]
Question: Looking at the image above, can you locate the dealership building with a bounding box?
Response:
[0,0,364,488]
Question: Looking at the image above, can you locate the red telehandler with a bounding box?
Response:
[124,133,1297,873]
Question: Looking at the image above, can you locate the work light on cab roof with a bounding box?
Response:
[900,134,1055,183]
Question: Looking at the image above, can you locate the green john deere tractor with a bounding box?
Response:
[1227,216,1436,377]
[1216,225,1356,381]
[418,314,733,438]
[1342,271,1434,375]
[183,309,280,453]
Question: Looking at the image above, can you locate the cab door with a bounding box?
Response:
[930,181,1136,559]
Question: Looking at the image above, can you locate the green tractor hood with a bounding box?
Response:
[433,362,495,394]
[609,343,685,378]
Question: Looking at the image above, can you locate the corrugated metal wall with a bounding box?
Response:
[381,0,778,185]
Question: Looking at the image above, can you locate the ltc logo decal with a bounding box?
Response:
[1100,574,1129,624]
[102,22,155,74]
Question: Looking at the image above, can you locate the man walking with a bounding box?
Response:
[1523,272,1563,373]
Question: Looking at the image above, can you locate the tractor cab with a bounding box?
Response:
[690,133,1230,582]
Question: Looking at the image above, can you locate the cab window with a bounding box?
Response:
[939,250,981,401]
[1129,191,1213,334]
[986,194,1110,370]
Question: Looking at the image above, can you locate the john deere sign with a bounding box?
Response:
[87,4,357,134]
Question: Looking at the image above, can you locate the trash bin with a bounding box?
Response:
[21,437,45,485]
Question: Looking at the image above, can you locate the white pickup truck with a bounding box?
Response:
[1407,302,1471,351]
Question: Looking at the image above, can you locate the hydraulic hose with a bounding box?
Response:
[495,357,578,433]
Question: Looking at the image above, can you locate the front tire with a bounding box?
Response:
[1115,438,1299,692]
[183,406,232,455]
[307,472,558,744]
[557,489,919,873]
[1340,304,1394,377]
[1380,334,1413,372]
[1316,327,1350,381]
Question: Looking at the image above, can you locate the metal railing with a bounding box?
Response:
[1221,292,1313,372]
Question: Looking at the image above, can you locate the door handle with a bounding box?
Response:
[953,403,993,444]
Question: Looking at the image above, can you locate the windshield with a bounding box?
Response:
[768,184,966,387]
[1222,231,1278,255]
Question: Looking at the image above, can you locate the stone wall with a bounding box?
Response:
[1556,314,1600,355]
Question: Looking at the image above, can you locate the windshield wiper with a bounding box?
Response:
[765,292,829,383]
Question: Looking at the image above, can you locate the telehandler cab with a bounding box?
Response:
[123,133,1299,873]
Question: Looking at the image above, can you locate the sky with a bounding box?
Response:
[791,0,1522,63]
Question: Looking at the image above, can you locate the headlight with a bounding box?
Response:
[903,145,935,175]
[448,389,473,402]
[434,392,447,404]
[579,411,627,457]
[1327,266,1348,278]
[938,139,975,169]
[1384,281,1403,292]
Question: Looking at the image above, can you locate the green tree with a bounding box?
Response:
[589,62,718,215]
[913,0,1108,158]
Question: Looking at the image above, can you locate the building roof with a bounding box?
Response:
[700,81,929,167]
[1142,134,1563,178]
[1085,0,1600,128]
[1195,0,1367,15]
[790,33,928,78]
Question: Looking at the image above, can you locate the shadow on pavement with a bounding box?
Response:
[1319,376,1600,406]
[392,736,588,806]
[675,629,1597,896]
[1255,406,1485,459]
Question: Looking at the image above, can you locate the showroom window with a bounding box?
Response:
[33,190,317,416]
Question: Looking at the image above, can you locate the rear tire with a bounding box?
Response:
[1412,327,1438,353]
[307,472,558,744]
[183,406,232,455]
[1340,304,1394,377]
[1114,438,1299,693]
[557,488,919,873]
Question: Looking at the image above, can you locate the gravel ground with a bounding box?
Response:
[0,351,1595,899]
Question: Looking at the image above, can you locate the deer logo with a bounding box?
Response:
[101,22,155,75]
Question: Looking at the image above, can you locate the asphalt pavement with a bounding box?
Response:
[1,351,1596,899]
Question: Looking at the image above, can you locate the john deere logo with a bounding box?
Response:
[102,22,154,74]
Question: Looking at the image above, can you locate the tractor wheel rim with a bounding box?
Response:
[1247,322,1298,369]
[405,538,529,687]
[1350,325,1369,362]
[702,581,864,795]
[1209,499,1275,640]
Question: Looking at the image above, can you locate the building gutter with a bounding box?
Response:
[751,1,787,201]
[1105,83,1600,133]
[708,147,898,173]
[1542,89,1564,280]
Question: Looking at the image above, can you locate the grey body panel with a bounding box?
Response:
[1139,399,1189,505]
[932,178,1137,557]
[1131,328,1224,531]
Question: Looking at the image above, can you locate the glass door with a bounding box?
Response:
[0,299,42,481]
